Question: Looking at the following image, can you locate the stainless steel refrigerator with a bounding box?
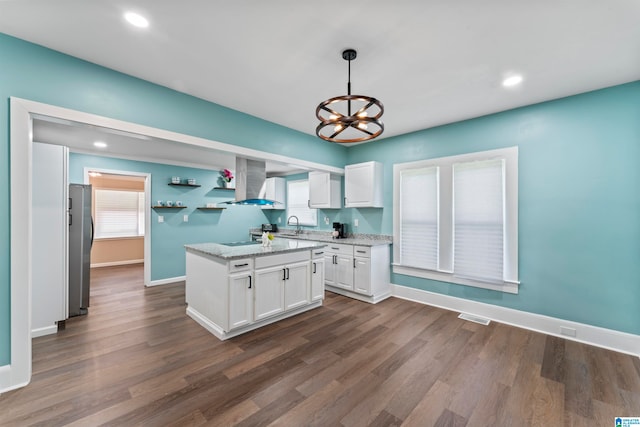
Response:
[68,183,93,316]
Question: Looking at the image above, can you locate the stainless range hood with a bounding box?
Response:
[221,158,275,206]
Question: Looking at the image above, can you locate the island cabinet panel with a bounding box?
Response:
[185,251,228,329]
[228,272,253,330]
[311,249,325,301]
[284,261,310,310]
[254,265,286,321]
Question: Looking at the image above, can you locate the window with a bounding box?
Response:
[94,189,145,238]
[393,147,518,293]
[287,179,317,226]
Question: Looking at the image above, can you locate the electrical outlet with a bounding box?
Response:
[158,215,164,223]
[278,217,281,223]
[354,219,359,227]
[183,215,189,222]
[324,216,330,225]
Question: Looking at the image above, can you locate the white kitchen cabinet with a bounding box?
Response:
[260,177,286,209]
[284,261,310,310]
[309,171,341,209]
[311,249,325,301]
[321,242,391,304]
[254,265,286,321]
[228,271,253,330]
[344,161,383,208]
[254,251,310,320]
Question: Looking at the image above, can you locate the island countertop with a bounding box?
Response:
[185,239,326,260]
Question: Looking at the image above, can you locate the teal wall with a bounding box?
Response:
[346,82,640,336]
[69,154,272,280]
[0,33,345,366]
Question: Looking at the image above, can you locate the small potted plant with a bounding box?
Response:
[219,168,234,188]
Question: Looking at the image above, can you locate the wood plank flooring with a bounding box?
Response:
[1,264,638,426]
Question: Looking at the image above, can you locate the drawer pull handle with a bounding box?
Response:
[314,251,324,255]
[234,263,249,267]
[356,250,366,254]
[331,247,339,250]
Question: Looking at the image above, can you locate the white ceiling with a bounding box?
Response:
[2,0,639,144]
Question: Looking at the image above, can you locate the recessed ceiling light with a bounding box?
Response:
[93,141,107,148]
[124,12,149,28]
[502,74,523,88]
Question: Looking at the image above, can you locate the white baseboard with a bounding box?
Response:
[31,325,58,338]
[148,275,186,287]
[392,284,640,357]
[0,364,30,395]
[91,259,143,268]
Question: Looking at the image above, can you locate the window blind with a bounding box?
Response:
[94,189,145,238]
[287,180,317,226]
[453,159,504,282]
[399,167,439,270]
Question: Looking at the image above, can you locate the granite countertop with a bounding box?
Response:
[250,229,392,247]
[185,239,326,260]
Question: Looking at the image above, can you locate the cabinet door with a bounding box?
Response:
[311,257,325,301]
[254,266,285,321]
[284,261,310,310]
[323,253,336,287]
[345,161,383,207]
[334,255,354,290]
[308,171,329,207]
[353,256,371,295]
[228,273,253,330]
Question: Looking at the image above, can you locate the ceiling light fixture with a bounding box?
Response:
[316,49,384,143]
[502,74,523,87]
[93,141,107,148]
[124,12,149,28]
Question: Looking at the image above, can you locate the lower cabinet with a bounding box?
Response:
[321,242,391,303]
[254,251,310,321]
[228,271,253,330]
[311,249,325,301]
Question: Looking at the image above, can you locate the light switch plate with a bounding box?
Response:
[183,215,189,222]
[354,219,359,227]
[158,215,164,223]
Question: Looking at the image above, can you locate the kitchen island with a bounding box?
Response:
[184,239,326,340]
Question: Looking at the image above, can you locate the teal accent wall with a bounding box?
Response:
[69,153,272,280]
[346,82,640,336]
[0,32,345,366]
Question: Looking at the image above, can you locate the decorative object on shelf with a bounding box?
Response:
[176,201,183,207]
[316,49,384,143]
[188,178,196,185]
[166,201,173,207]
[219,168,234,188]
[171,176,181,184]
[156,200,164,206]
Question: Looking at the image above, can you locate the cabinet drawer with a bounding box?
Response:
[325,243,353,255]
[353,246,371,258]
[228,258,253,273]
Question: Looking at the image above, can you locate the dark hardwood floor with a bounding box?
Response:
[1,264,639,426]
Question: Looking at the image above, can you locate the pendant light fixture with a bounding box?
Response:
[316,49,384,143]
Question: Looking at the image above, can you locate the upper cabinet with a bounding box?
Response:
[260,177,286,210]
[309,171,341,209]
[344,161,383,208]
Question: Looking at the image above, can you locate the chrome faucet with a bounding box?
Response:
[287,215,301,234]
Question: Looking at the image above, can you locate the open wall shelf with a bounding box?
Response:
[169,183,201,188]
[197,207,226,210]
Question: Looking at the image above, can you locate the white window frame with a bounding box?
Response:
[286,179,318,227]
[392,146,519,294]
[94,188,145,239]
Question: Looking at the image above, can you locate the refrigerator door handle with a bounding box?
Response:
[90,216,94,248]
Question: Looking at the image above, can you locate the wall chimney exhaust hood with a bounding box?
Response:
[221,158,275,206]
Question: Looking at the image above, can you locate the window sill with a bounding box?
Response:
[392,264,519,294]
